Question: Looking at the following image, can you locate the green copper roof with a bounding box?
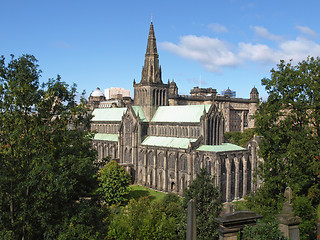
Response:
[197,143,246,152]
[151,104,211,123]
[94,133,118,142]
[141,136,197,149]
[132,106,148,122]
[92,108,127,122]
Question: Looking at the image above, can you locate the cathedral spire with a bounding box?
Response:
[140,21,162,84]
[146,22,156,54]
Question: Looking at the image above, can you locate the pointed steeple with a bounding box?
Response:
[140,21,162,84]
[146,21,157,54]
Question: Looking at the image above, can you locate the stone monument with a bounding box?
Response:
[277,186,301,240]
[186,199,197,240]
[215,211,262,240]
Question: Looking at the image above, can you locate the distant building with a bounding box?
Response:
[221,88,236,98]
[89,21,261,202]
[89,87,132,109]
[105,87,130,100]
[88,87,105,110]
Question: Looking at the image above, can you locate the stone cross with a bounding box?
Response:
[284,186,293,204]
[277,186,301,240]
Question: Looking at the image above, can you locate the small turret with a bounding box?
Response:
[250,87,259,100]
[248,87,259,128]
[169,80,178,97]
[88,87,106,110]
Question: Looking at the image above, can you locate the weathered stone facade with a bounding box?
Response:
[91,21,261,202]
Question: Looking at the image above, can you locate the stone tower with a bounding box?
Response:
[134,21,169,121]
[248,87,259,128]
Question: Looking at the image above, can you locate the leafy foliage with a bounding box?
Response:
[241,219,287,240]
[0,54,100,239]
[246,57,320,239]
[107,195,182,239]
[292,196,317,240]
[224,128,255,147]
[56,199,109,240]
[97,160,132,206]
[179,168,223,240]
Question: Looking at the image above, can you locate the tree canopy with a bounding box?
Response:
[97,160,132,206]
[247,57,320,239]
[107,195,182,240]
[224,128,255,147]
[0,54,100,239]
[180,168,222,240]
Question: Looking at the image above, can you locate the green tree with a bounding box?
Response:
[241,219,287,240]
[179,168,223,240]
[247,57,320,239]
[292,196,317,240]
[0,54,100,239]
[224,128,255,147]
[97,160,132,206]
[107,196,181,240]
[162,192,183,220]
[57,199,109,240]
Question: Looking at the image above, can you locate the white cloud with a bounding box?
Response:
[208,23,228,34]
[252,26,283,41]
[238,43,279,63]
[160,35,240,72]
[296,25,317,38]
[279,37,320,61]
[160,26,320,72]
[239,36,320,64]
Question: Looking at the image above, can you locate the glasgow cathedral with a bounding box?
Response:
[89,21,261,202]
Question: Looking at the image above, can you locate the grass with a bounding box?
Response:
[317,203,320,219]
[129,185,167,202]
[233,200,249,211]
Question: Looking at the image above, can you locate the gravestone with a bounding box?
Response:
[277,187,301,240]
[187,199,197,240]
[215,211,262,240]
[186,199,197,240]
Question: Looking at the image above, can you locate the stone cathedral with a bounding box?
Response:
[90,21,261,202]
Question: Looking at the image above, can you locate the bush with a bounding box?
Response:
[107,196,181,239]
[241,219,287,240]
[97,161,132,206]
[224,128,255,147]
[293,196,317,240]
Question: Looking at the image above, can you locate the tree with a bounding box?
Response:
[179,168,223,240]
[57,199,109,240]
[241,219,287,240]
[0,55,100,239]
[247,57,320,239]
[224,128,255,147]
[107,196,181,240]
[97,160,132,206]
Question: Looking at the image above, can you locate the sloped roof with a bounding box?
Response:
[92,108,127,122]
[132,106,148,122]
[151,104,211,123]
[141,136,197,149]
[94,133,118,141]
[196,143,245,152]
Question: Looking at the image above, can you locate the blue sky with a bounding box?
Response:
[1,0,320,99]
